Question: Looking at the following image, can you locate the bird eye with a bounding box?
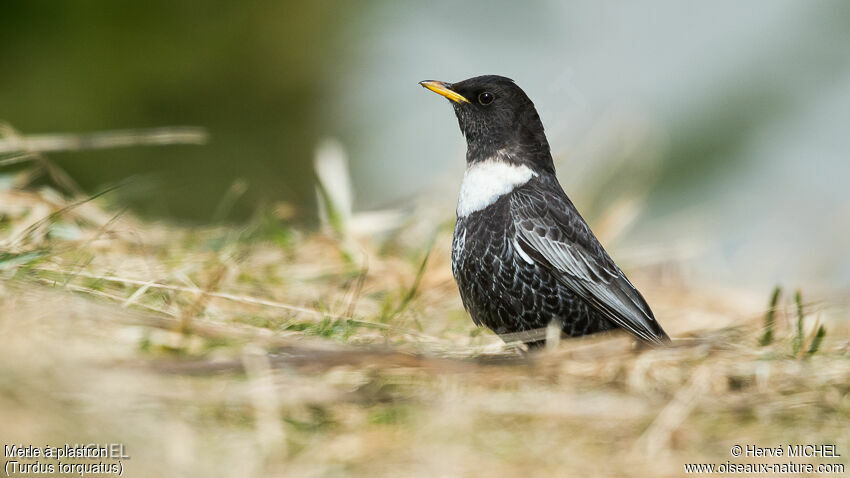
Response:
[478,92,494,105]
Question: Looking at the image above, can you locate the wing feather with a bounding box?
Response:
[510,182,670,345]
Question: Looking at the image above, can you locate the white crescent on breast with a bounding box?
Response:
[457,158,537,218]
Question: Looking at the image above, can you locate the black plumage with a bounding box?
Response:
[421,75,670,348]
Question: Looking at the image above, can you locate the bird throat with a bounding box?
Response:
[457,154,537,218]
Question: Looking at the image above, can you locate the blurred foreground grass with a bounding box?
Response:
[0,146,848,477]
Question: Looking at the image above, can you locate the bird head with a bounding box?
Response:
[419,75,553,173]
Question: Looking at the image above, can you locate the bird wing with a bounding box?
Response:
[509,180,670,345]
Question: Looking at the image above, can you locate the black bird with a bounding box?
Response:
[420,75,670,348]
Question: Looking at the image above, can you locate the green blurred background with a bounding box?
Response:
[2,0,850,288]
[1,0,352,218]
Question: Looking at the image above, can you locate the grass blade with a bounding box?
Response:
[792,290,804,356]
[759,286,781,346]
[806,325,827,357]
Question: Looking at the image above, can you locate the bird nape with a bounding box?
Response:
[420,75,671,349]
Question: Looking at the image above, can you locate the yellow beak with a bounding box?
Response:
[419,80,470,104]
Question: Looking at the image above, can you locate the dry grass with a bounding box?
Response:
[1,160,848,477]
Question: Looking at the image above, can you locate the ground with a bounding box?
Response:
[0,181,848,478]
